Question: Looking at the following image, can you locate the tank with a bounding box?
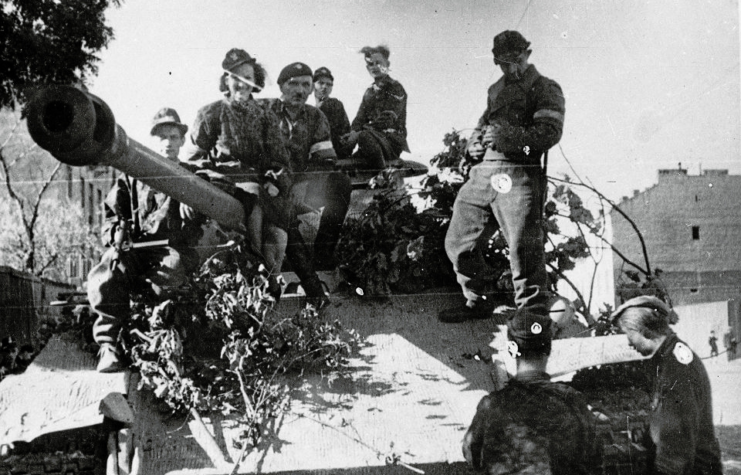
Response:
[25,86,246,232]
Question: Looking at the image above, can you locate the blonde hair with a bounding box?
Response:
[618,307,671,339]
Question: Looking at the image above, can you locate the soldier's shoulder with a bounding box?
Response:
[383,77,407,96]
[533,74,564,95]
[323,97,346,110]
[668,339,696,366]
[197,99,227,116]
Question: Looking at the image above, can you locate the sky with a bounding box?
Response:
[88,0,741,203]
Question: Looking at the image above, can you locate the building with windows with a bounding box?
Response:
[52,164,116,285]
[610,167,741,305]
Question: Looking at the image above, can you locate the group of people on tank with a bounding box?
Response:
[184,45,409,305]
[85,31,723,475]
[88,44,408,373]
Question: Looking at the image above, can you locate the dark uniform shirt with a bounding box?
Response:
[258,98,336,173]
[316,97,352,160]
[476,64,565,164]
[463,371,597,475]
[185,97,292,193]
[351,75,410,153]
[101,173,199,247]
[645,332,722,475]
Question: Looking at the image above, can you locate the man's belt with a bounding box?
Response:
[482,148,507,161]
[482,148,542,168]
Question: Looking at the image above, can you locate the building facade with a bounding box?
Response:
[52,164,116,285]
[610,167,741,306]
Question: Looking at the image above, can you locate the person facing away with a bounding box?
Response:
[462,308,598,474]
[184,48,292,281]
[88,108,202,373]
[313,66,352,160]
[257,62,352,308]
[342,44,410,173]
[438,30,565,325]
[611,296,722,475]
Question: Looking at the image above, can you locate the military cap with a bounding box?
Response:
[507,307,552,357]
[277,62,313,87]
[609,295,674,324]
[313,66,334,82]
[222,48,256,73]
[150,107,188,136]
[492,30,531,65]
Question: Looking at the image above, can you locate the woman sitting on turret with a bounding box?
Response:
[184,48,292,278]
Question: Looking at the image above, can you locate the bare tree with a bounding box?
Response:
[0,109,98,278]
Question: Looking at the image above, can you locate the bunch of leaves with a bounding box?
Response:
[336,129,601,299]
[336,180,457,296]
[543,183,596,289]
[119,243,361,450]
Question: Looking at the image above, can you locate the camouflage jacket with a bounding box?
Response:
[645,333,722,475]
[476,65,565,164]
[258,98,336,173]
[463,371,597,475]
[185,97,292,194]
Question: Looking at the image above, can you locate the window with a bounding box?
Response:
[692,226,700,240]
[68,255,80,279]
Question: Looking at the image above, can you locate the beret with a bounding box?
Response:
[277,62,313,86]
[313,66,334,82]
[222,48,256,73]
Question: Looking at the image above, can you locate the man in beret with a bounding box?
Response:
[88,108,203,372]
[462,309,597,474]
[611,296,722,475]
[313,67,352,160]
[440,30,565,324]
[258,62,352,308]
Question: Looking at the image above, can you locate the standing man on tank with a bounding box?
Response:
[439,31,565,324]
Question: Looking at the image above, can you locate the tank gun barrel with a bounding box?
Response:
[25,86,245,231]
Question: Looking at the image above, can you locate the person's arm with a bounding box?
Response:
[261,109,292,195]
[101,175,133,247]
[493,78,565,155]
[182,102,218,167]
[309,110,337,163]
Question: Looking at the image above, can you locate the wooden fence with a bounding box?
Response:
[0,266,75,345]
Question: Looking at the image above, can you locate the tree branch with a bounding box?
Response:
[549,176,652,276]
